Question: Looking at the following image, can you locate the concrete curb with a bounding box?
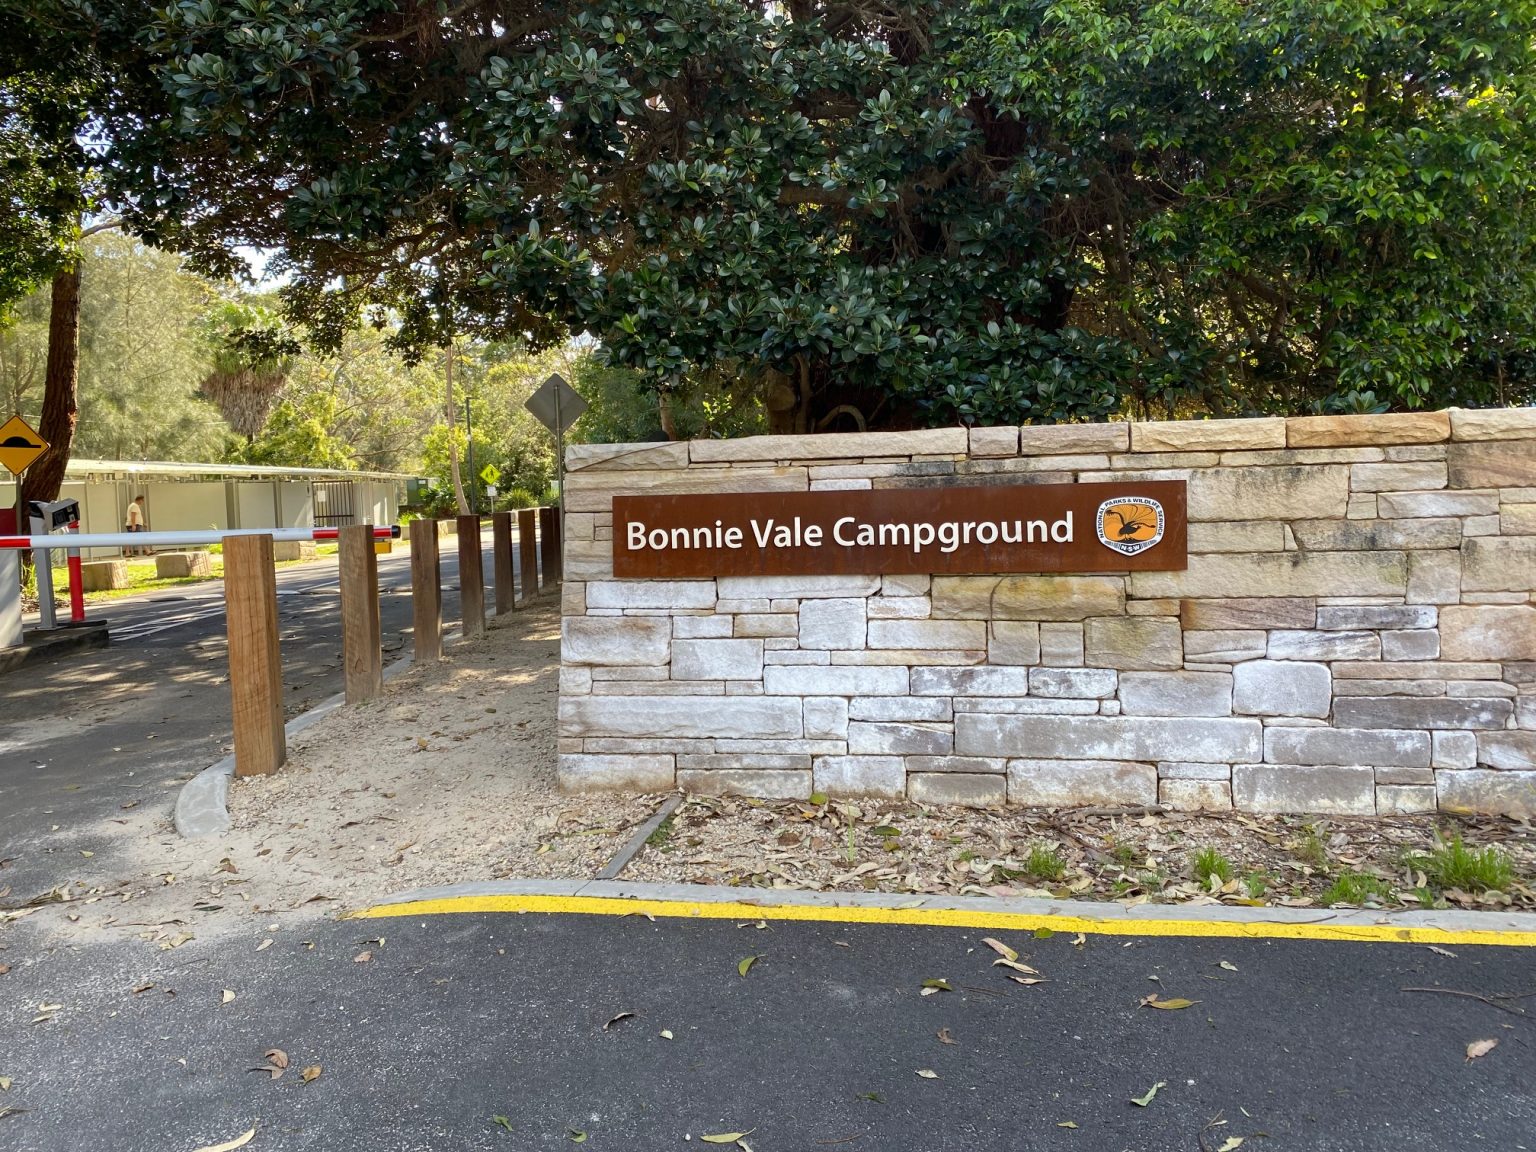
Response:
[352,876,1536,943]
[0,622,110,677]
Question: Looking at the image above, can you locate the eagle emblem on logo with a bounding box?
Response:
[1096,497,1165,556]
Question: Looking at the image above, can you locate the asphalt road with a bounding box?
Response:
[0,532,513,902]
[0,910,1531,1152]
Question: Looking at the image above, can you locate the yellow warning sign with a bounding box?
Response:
[0,414,48,477]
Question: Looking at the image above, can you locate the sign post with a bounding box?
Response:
[1,414,49,599]
[523,374,587,508]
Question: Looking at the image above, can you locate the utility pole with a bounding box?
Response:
[464,394,476,515]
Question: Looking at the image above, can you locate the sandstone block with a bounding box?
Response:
[1316,605,1435,630]
[868,619,986,650]
[848,721,952,756]
[1264,726,1429,768]
[672,638,763,681]
[1289,518,1462,551]
[1232,764,1375,814]
[1350,462,1447,492]
[1158,762,1232,780]
[1449,441,1536,489]
[970,426,1020,456]
[677,753,809,771]
[1232,661,1331,718]
[764,666,907,696]
[586,580,716,610]
[565,440,690,471]
[953,697,1098,715]
[557,753,675,792]
[1406,551,1460,604]
[958,715,1261,763]
[1018,422,1130,454]
[932,575,1125,621]
[1501,504,1536,535]
[676,769,811,800]
[1132,417,1286,452]
[1160,778,1233,810]
[1449,406,1536,441]
[1083,616,1182,670]
[908,773,1005,807]
[1039,623,1085,666]
[1447,681,1517,698]
[1028,668,1118,698]
[813,755,907,797]
[1006,759,1158,807]
[1437,605,1536,657]
[987,622,1041,666]
[804,697,850,739]
[1183,630,1267,662]
[1381,630,1439,661]
[910,666,1031,696]
[692,428,966,463]
[1118,672,1232,717]
[1286,411,1450,447]
[1334,660,1500,680]
[80,560,129,591]
[272,540,317,562]
[735,614,799,638]
[1376,767,1435,785]
[674,615,734,639]
[1461,537,1536,592]
[560,695,801,739]
[906,756,1005,774]
[155,551,212,579]
[799,598,867,650]
[1436,769,1536,818]
[868,596,931,620]
[1181,597,1315,630]
[850,697,951,722]
[1431,731,1478,769]
[1266,630,1379,661]
[1375,784,1437,815]
[1377,490,1499,518]
[719,574,880,600]
[1186,522,1287,554]
[1334,696,1512,731]
[1187,465,1348,522]
[562,617,671,666]
[561,666,593,695]
[1133,551,1407,600]
[1476,731,1536,770]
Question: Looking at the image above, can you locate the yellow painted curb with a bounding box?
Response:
[350,892,1536,947]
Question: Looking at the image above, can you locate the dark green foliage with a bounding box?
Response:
[30,1,1536,426]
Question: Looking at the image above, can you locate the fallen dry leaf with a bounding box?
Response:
[993,958,1039,975]
[221,990,236,1005]
[980,937,1018,963]
[701,1131,753,1144]
[1427,946,1457,958]
[1007,975,1046,986]
[603,1012,636,1031]
[1130,1081,1166,1107]
[265,1049,289,1071]
[659,1030,674,1040]
[737,955,760,978]
[353,951,372,964]
[1057,1121,1078,1129]
[255,939,272,952]
[1140,995,1197,1010]
[0,1077,11,1091]
[1219,961,1238,972]
[914,1069,939,1079]
[1217,1138,1244,1152]
[936,1028,957,1045]
[301,1066,322,1084]
[1071,934,1086,947]
[190,1128,256,1152]
[920,978,952,994]
[1466,1038,1498,1062]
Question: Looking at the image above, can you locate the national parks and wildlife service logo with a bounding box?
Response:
[1096,496,1165,556]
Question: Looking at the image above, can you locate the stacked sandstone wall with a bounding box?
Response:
[557,408,1536,817]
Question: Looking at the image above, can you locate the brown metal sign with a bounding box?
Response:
[612,479,1187,578]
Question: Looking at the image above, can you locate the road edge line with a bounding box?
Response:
[346,879,1536,947]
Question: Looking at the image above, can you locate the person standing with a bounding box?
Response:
[125,495,147,556]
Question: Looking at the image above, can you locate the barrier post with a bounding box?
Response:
[409,518,442,662]
[66,520,85,624]
[457,513,486,638]
[223,534,285,776]
[339,523,382,704]
[539,505,562,588]
[492,511,515,615]
[517,508,538,601]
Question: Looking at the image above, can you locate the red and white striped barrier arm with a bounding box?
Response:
[0,526,402,550]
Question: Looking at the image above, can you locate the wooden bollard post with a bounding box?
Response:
[409,517,442,662]
[339,523,382,704]
[457,513,486,638]
[223,534,285,776]
[539,505,562,587]
[517,508,538,601]
[492,511,515,615]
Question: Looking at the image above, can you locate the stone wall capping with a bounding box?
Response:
[1017,422,1130,454]
[1449,406,1536,442]
[1131,417,1287,453]
[690,428,967,463]
[1286,411,1451,447]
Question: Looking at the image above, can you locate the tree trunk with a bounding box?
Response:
[20,262,81,510]
[444,341,469,515]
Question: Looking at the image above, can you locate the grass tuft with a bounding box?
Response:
[1406,835,1513,894]
[1320,871,1389,907]
[1025,843,1067,882]
[1192,847,1234,886]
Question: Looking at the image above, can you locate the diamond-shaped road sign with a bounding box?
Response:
[0,414,48,477]
[479,463,501,487]
[524,373,587,436]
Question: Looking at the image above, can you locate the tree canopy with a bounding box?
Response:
[22,0,1536,434]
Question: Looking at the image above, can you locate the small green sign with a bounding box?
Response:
[479,463,501,486]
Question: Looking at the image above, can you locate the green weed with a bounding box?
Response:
[1293,825,1328,869]
[1243,871,1270,899]
[1407,835,1513,893]
[1025,843,1067,882]
[644,817,675,849]
[1192,847,1234,886]
[1320,871,1389,906]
